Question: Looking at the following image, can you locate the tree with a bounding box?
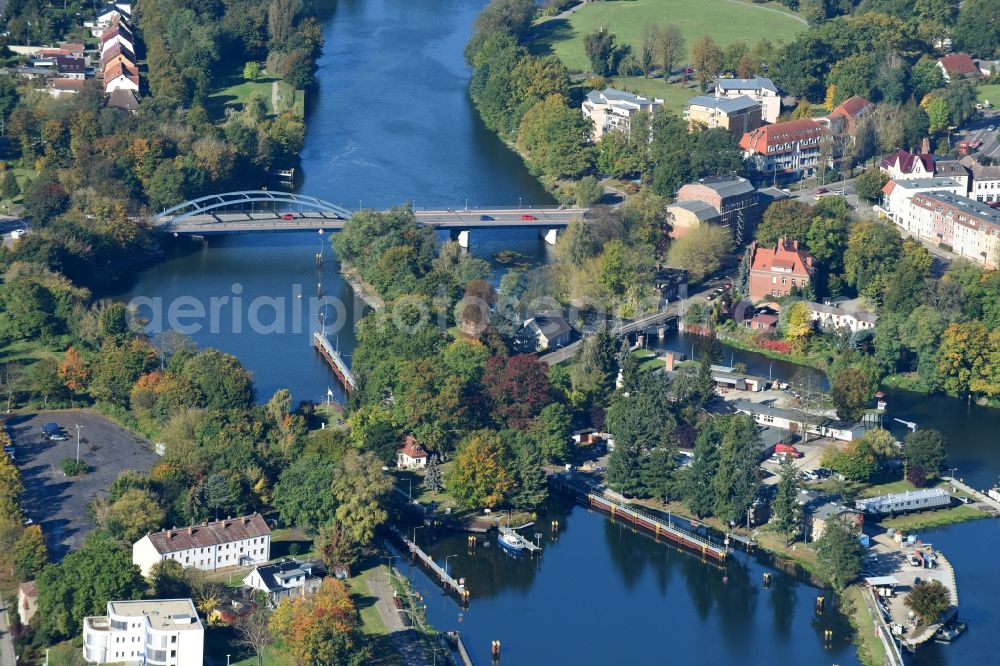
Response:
[270,579,367,666]
[854,168,889,202]
[926,96,951,134]
[905,580,952,625]
[690,35,722,83]
[822,436,881,482]
[782,301,813,348]
[517,95,594,179]
[59,347,89,394]
[953,0,1000,58]
[531,402,573,462]
[814,518,863,592]
[712,415,763,524]
[756,199,813,245]
[36,533,145,639]
[575,175,603,206]
[1,171,20,201]
[93,488,165,544]
[424,453,444,492]
[14,524,48,579]
[937,321,991,396]
[902,429,946,484]
[772,457,802,544]
[28,357,63,408]
[147,559,191,599]
[910,57,945,100]
[682,422,720,517]
[583,27,618,76]
[445,431,515,508]
[243,61,261,81]
[268,0,297,48]
[665,224,733,281]
[482,354,552,429]
[273,453,337,530]
[508,433,549,510]
[655,24,686,76]
[182,349,255,410]
[236,607,274,666]
[331,451,393,557]
[830,366,873,422]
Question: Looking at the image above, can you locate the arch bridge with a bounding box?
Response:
[152,191,354,233]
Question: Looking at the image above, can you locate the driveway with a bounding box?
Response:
[7,410,157,560]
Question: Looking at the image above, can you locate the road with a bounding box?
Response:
[0,589,14,666]
[955,108,1000,159]
[157,207,588,235]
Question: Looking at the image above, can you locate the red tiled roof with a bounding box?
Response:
[102,42,137,69]
[398,435,428,459]
[831,96,871,120]
[104,60,139,85]
[750,239,814,277]
[739,118,826,155]
[882,180,896,195]
[144,514,270,554]
[50,78,87,91]
[879,149,934,175]
[938,53,978,76]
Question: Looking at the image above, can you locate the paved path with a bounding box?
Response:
[366,567,430,666]
[271,81,281,114]
[943,475,1000,514]
[0,590,16,666]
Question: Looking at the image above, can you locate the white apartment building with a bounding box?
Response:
[132,514,271,576]
[908,192,1000,268]
[962,157,1000,203]
[806,298,878,334]
[880,178,966,231]
[582,88,663,140]
[715,76,781,123]
[82,598,204,665]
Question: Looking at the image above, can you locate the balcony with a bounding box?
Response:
[84,616,110,632]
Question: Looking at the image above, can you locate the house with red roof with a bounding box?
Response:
[937,53,980,82]
[748,239,815,302]
[822,96,874,136]
[740,118,831,183]
[397,435,429,470]
[879,149,935,181]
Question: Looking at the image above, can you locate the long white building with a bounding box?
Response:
[132,514,271,576]
[83,598,204,665]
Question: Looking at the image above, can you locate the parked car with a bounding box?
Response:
[48,433,67,441]
[41,422,60,434]
[479,214,494,221]
[802,469,819,481]
[775,443,803,458]
[815,467,832,479]
[816,187,828,194]
[520,214,537,221]
[10,228,26,239]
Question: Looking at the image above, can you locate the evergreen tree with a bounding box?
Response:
[424,453,444,493]
[815,518,863,592]
[683,421,720,517]
[509,440,548,510]
[712,415,762,524]
[1,171,20,201]
[641,447,677,503]
[734,247,752,300]
[772,456,802,544]
[617,338,640,393]
[606,439,645,497]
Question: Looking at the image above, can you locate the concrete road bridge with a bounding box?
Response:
[152,191,587,246]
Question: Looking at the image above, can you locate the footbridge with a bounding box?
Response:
[152,191,586,246]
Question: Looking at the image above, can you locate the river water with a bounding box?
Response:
[115,0,999,664]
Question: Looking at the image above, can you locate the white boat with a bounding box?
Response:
[934,621,967,643]
[497,528,530,554]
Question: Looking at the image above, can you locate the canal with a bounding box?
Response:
[114,0,999,664]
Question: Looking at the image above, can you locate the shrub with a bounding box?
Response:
[61,458,89,477]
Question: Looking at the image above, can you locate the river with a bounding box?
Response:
[115,0,998,664]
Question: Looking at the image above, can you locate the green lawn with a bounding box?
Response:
[0,340,62,365]
[878,503,990,532]
[976,83,1000,106]
[583,75,701,112]
[208,73,280,119]
[532,0,806,74]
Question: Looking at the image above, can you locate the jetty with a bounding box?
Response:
[498,525,541,554]
[392,528,470,604]
[313,331,357,393]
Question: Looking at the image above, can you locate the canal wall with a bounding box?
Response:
[340,261,385,310]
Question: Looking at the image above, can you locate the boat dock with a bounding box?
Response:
[393,528,470,603]
[313,331,357,393]
[498,525,541,553]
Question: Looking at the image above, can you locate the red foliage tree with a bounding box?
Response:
[481,354,553,429]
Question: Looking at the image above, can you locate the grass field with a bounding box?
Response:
[976,83,1000,106]
[207,65,305,120]
[532,0,806,74]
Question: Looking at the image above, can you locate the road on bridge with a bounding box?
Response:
[157,207,587,235]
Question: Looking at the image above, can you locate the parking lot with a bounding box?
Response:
[6,410,157,559]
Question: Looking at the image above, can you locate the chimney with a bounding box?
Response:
[169,531,176,539]
[243,517,251,526]
[664,352,676,373]
[188,527,194,535]
[921,137,931,154]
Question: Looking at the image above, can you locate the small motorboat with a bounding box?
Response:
[934,620,967,643]
[497,528,530,554]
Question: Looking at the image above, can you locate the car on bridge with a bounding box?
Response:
[479,214,494,221]
[521,214,537,221]
[281,213,295,220]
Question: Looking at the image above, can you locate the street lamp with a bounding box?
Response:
[444,554,457,577]
[74,424,83,463]
[412,525,425,545]
[405,478,412,501]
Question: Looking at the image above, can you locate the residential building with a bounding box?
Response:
[243,559,324,602]
[17,581,38,625]
[710,365,768,392]
[108,88,140,112]
[102,43,137,71]
[665,199,720,239]
[740,119,831,183]
[880,177,966,228]
[732,400,866,442]
[806,298,878,333]
[715,76,781,123]
[855,488,951,515]
[521,315,572,351]
[675,175,760,244]
[811,501,863,542]
[104,61,140,93]
[937,52,980,82]
[101,23,135,56]
[879,148,936,180]
[746,312,778,330]
[933,159,971,192]
[908,192,1000,267]
[821,96,874,137]
[48,78,88,98]
[83,598,203,665]
[976,58,1000,77]
[684,95,762,137]
[961,156,1000,203]
[56,56,87,79]
[747,238,815,301]
[581,88,663,140]
[397,435,429,470]
[132,514,271,576]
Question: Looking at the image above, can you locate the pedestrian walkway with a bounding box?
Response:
[943,475,1000,514]
[0,590,16,666]
[366,566,430,666]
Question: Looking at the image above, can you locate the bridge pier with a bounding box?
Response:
[451,229,471,249]
[542,228,559,245]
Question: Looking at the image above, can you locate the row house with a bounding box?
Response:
[582,88,663,140]
[748,238,815,302]
[100,12,141,108]
[880,177,967,230]
[908,192,1000,268]
[715,76,781,123]
[740,118,831,183]
[84,3,132,37]
[132,514,272,576]
[83,598,203,666]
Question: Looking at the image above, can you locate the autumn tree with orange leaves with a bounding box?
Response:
[59,347,88,393]
[269,579,369,665]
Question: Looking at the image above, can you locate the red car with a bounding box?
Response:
[281,213,295,221]
[521,214,537,221]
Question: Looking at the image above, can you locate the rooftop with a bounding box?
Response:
[247,559,323,592]
[750,239,814,276]
[105,598,203,632]
[686,94,760,114]
[938,52,979,76]
[585,88,662,110]
[740,118,826,154]
[680,175,756,199]
[667,199,720,222]
[912,191,1000,233]
[716,76,778,93]
[142,514,270,554]
[399,434,428,459]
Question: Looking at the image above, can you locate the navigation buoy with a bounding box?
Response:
[491,640,501,661]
